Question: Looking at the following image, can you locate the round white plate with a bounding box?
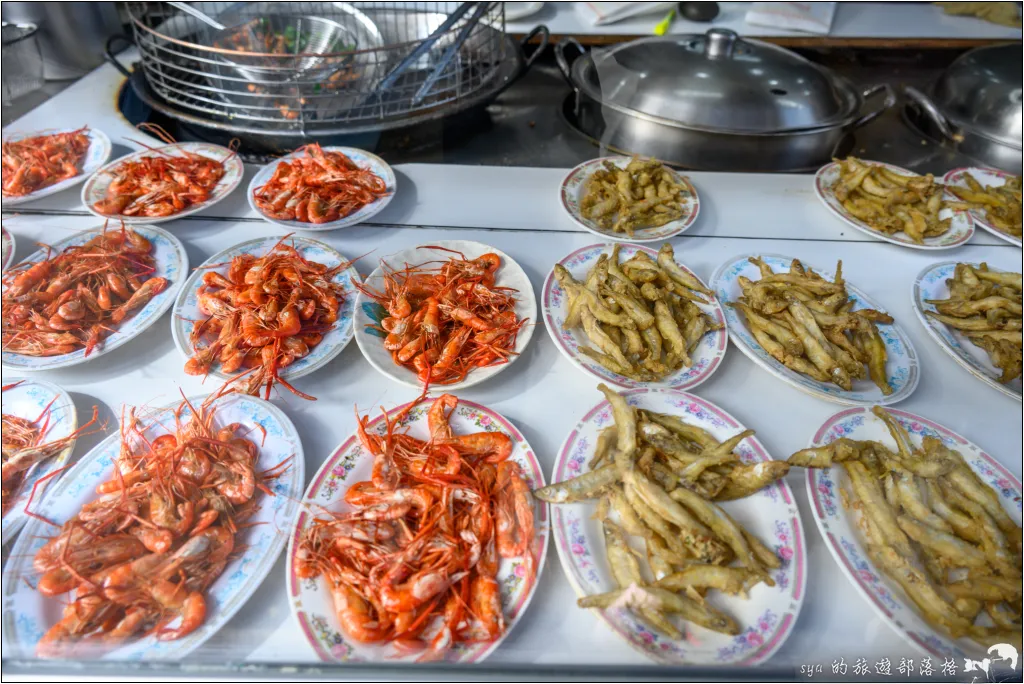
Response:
[354,241,537,390]
[802,406,1022,661]
[287,396,549,663]
[82,142,244,224]
[1,378,77,546]
[551,388,806,666]
[912,261,1021,401]
[2,127,111,207]
[1,227,15,271]
[814,160,974,250]
[247,146,395,231]
[171,236,359,387]
[0,391,304,660]
[560,157,700,243]
[1,225,188,372]
[541,243,727,390]
[941,166,1022,248]
[711,253,920,406]
[504,2,545,21]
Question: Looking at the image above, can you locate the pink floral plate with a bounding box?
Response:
[550,387,807,666]
[804,407,1022,660]
[560,157,700,243]
[286,396,549,663]
[542,243,728,391]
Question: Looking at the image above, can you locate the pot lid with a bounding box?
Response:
[932,43,1022,148]
[576,30,860,133]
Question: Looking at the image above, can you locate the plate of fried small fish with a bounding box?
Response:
[561,157,699,243]
[912,261,1022,401]
[543,243,726,390]
[789,406,1022,660]
[815,158,973,249]
[538,385,805,666]
[712,254,919,406]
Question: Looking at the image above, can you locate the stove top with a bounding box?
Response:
[104,47,987,174]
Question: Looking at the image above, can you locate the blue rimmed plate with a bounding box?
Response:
[2,127,111,207]
[1,378,78,546]
[0,391,304,660]
[1,224,188,372]
[711,253,919,406]
[912,261,1021,401]
[171,235,358,387]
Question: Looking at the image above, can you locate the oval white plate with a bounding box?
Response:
[247,146,395,231]
[803,406,1022,660]
[2,127,112,207]
[711,253,920,406]
[354,241,537,390]
[814,160,974,250]
[0,391,304,660]
[1,378,77,546]
[560,157,700,243]
[941,166,1022,248]
[912,261,1022,401]
[1,227,14,271]
[82,142,244,224]
[541,243,727,390]
[1,225,188,372]
[504,2,545,21]
[551,388,806,666]
[287,396,548,663]
[171,236,359,386]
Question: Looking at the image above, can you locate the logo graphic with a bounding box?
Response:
[964,644,1019,682]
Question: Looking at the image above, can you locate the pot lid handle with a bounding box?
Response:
[704,28,737,60]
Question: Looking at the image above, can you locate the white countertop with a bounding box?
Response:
[2,57,1022,677]
[507,1,1024,40]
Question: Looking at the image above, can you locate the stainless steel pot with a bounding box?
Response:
[556,30,895,172]
[0,2,122,80]
[903,43,1022,173]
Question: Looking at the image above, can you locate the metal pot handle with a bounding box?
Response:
[903,86,957,141]
[849,83,896,130]
[105,34,134,78]
[554,37,585,91]
[520,25,550,69]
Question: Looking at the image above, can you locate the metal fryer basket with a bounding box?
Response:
[125,2,508,131]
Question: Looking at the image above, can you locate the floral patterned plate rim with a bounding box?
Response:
[82,142,244,225]
[711,253,920,406]
[0,378,77,546]
[0,391,304,661]
[814,160,974,250]
[247,146,396,232]
[1,227,14,272]
[2,127,112,207]
[286,396,549,663]
[171,235,359,384]
[1,224,188,372]
[941,167,1022,248]
[550,387,806,666]
[541,243,727,390]
[353,240,537,390]
[911,261,1021,402]
[559,157,700,243]
[803,406,1022,661]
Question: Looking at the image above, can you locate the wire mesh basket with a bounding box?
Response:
[125,2,508,131]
